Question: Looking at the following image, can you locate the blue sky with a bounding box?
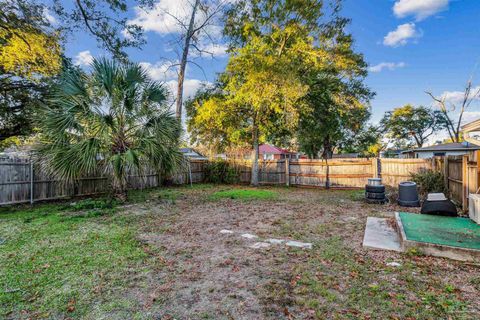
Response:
[54,0,480,139]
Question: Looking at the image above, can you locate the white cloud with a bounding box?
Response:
[165,79,212,100]
[439,86,480,105]
[461,111,480,126]
[43,8,58,25]
[139,61,178,81]
[127,0,228,57]
[383,23,420,47]
[127,0,224,36]
[369,62,406,73]
[128,0,188,35]
[74,51,94,66]
[191,43,228,58]
[393,0,449,21]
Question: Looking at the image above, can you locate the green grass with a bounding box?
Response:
[0,201,149,319]
[285,237,468,319]
[209,188,277,201]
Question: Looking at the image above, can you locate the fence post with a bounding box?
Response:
[371,158,378,178]
[444,156,449,191]
[285,159,290,186]
[30,162,34,204]
[462,154,468,212]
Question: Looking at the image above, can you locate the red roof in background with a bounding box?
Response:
[259,144,294,154]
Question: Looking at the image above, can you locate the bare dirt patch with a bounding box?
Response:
[120,185,479,319]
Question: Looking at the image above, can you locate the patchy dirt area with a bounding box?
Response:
[119,185,480,319]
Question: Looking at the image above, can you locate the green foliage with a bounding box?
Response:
[203,160,240,184]
[297,6,373,159]
[0,0,65,143]
[339,125,383,157]
[410,169,447,197]
[209,189,277,200]
[381,105,444,148]
[35,58,182,201]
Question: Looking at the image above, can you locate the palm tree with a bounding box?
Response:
[35,58,182,201]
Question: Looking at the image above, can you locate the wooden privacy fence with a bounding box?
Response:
[3,154,480,209]
[379,158,434,187]
[0,158,206,205]
[231,158,376,188]
[443,152,480,211]
[288,158,376,188]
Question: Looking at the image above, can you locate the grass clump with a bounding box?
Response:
[209,189,277,201]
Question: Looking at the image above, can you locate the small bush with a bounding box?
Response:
[203,160,240,184]
[410,169,447,198]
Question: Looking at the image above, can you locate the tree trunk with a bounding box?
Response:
[175,0,200,120]
[322,136,333,189]
[112,178,128,202]
[251,125,259,186]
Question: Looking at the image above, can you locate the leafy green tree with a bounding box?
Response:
[297,7,373,159]
[339,125,383,157]
[189,0,330,185]
[380,104,443,148]
[0,0,152,146]
[0,0,63,144]
[35,59,182,201]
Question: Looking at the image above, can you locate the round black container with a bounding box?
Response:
[398,181,420,207]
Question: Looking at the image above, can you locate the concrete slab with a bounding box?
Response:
[286,240,312,249]
[362,217,402,252]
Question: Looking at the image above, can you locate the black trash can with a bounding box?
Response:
[398,181,420,207]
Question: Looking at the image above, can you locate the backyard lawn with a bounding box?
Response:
[1,185,480,319]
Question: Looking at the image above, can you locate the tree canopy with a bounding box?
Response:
[380,104,444,148]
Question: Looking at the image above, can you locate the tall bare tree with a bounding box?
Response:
[164,0,228,120]
[426,80,480,143]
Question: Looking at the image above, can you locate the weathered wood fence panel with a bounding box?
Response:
[289,159,375,188]
[0,159,206,205]
[447,156,464,205]
[380,158,433,187]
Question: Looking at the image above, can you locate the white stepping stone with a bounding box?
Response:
[241,233,258,240]
[386,262,402,267]
[267,238,284,245]
[250,242,271,249]
[286,240,312,249]
[220,229,234,234]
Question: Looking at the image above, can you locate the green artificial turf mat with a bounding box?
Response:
[399,212,480,250]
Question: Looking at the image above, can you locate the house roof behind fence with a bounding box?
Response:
[401,142,480,153]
